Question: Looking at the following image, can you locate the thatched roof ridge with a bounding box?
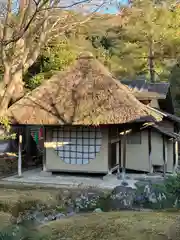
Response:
[7,52,161,125]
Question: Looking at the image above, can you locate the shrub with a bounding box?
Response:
[10,200,41,218]
[0,158,18,176]
[0,225,46,240]
[165,174,180,200]
[134,180,178,210]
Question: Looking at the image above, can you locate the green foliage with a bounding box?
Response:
[169,60,180,115]
[0,117,16,140]
[25,73,45,90]
[24,39,77,90]
[0,225,45,240]
[95,193,112,211]
[43,40,77,72]
[0,117,10,133]
[134,174,180,210]
[165,174,180,201]
[105,0,180,80]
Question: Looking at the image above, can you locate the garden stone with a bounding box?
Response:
[55,213,66,220]
[93,208,103,213]
[110,185,136,210]
[67,206,74,213]
[47,214,55,221]
[117,173,131,180]
[30,211,45,223]
[44,217,49,222]
[19,211,47,226]
[67,211,75,217]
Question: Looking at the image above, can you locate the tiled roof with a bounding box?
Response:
[121,80,170,96]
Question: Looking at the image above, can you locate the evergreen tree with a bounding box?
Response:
[106,0,180,81]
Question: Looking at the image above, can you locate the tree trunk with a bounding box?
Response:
[12,70,25,103]
[0,70,24,116]
[0,65,11,99]
[3,65,11,85]
[149,38,155,83]
[0,84,15,116]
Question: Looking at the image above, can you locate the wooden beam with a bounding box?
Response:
[173,123,178,173]
[110,137,121,144]
[148,128,153,173]
[116,141,119,173]
[107,128,112,174]
[163,134,167,177]
[42,126,46,172]
[118,140,121,174]
[122,130,126,181]
[174,140,178,173]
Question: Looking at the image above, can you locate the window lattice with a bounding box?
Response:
[52,126,102,165]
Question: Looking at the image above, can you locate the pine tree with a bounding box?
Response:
[106,0,180,82]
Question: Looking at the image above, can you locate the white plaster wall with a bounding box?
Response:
[123,131,149,172]
[124,130,174,173]
[167,140,174,172]
[45,127,109,173]
[150,99,160,109]
[151,131,164,166]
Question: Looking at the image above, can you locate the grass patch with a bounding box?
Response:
[0,188,179,239]
[0,188,57,203]
[0,188,59,218]
[0,212,12,229]
[40,211,178,240]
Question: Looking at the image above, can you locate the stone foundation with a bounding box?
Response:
[39,170,52,177]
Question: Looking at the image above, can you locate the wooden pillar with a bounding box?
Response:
[18,134,22,177]
[42,126,46,172]
[174,140,178,173]
[163,134,167,177]
[116,142,119,164]
[122,130,126,181]
[148,128,153,173]
[118,140,121,174]
[173,122,178,174]
[107,128,112,175]
[25,126,31,164]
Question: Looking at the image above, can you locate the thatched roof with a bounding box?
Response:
[7,52,162,125]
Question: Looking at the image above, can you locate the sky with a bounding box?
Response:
[0,0,129,15]
[102,0,129,13]
[58,0,129,14]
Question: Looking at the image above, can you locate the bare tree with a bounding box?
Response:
[0,0,113,116]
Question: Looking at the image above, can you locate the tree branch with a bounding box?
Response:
[17,0,32,32]
[1,0,105,47]
[47,1,106,40]
[23,0,106,72]
[1,0,12,65]
[23,9,49,72]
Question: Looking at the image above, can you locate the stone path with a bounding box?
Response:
[1,168,138,190]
